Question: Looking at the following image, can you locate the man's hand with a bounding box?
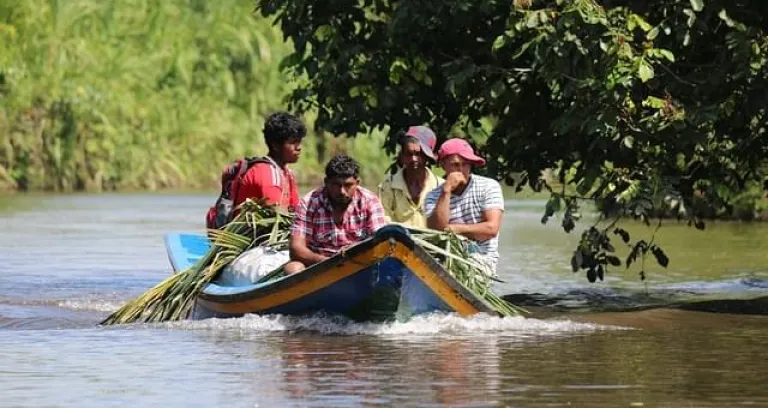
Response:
[290,234,330,266]
[442,172,467,194]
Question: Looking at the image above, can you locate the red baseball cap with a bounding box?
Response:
[437,138,486,167]
[403,126,437,160]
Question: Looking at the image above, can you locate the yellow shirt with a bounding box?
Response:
[378,167,443,228]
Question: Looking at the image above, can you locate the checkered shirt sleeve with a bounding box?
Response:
[290,194,312,238]
[366,193,388,232]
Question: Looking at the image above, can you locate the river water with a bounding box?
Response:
[1,192,767,407]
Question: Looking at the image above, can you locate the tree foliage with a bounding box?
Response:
[257,0,768,281]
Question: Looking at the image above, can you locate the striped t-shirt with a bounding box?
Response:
[423,175,505,268]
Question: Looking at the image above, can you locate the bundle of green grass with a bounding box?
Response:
[101,200,524,325]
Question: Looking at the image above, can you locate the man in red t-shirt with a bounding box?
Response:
[233,112,305,211]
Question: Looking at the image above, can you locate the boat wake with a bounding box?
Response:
[161,311,624,337]
[0,301,102,330]
[57,299,125,313]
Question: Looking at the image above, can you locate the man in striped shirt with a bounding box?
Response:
[424,138,504,276]
[285,155,387,274]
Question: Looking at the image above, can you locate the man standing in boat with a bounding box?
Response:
[285,154,387,274]
[205,111,305,229]
[378,126,444,228]
[424,138,504,276]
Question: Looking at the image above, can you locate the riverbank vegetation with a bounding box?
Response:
[0,0,391,194]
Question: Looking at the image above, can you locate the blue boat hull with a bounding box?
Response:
[165,226,497,321]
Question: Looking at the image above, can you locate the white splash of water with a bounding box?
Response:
[163,312,625,337]
[58,299,124,313]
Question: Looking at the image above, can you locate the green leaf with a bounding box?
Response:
[561,216,575,233]
[689,0,704,12]
[545,194,561,216]
[683,8,697,27]
[647,26,659,40]
[629,14,652,32]
[642,96,666,109]
[314,25,333,41]
[637,61,654,82]
[388,59,408,84]
[717,9,746,31]
[651,245,669,268]
[657,49,675,62]
[606,255,621,266]
[492,35,506,52]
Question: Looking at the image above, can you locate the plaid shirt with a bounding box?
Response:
[291,186,387,256]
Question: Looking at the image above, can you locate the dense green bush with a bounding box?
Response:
[0,0,389,193]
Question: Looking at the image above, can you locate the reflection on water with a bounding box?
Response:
[1,193,767,407]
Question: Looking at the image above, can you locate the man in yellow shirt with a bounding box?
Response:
[378,126,444,228]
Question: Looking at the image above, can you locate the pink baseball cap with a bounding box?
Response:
[403,126,437,160]
[437,138,486,167]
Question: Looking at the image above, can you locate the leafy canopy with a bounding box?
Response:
[256,0,768,280]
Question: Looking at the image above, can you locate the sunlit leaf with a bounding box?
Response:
[689,0,704,12]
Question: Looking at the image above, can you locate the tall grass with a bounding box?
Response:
[0,0,390,193]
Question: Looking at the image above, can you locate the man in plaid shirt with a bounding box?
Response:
[285,155,387,274]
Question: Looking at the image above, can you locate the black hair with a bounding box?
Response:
[264,112,306,149]
[325,154,360,179]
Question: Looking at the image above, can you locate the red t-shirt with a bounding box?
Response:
[233,161,299,211]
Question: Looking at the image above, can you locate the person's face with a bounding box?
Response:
[276,137,303,164]
[324,176,359,208]
[440,155,472,179]
[399,141,427,171]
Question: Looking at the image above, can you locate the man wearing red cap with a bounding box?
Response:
[378,126,444,228]
[424,138,504,276]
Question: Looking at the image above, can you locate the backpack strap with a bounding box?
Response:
[253,155,283,187]
[230,156,284,203]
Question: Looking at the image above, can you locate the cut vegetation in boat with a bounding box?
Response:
[101,200,525,325]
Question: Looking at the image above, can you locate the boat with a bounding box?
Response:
[164,225,500,321]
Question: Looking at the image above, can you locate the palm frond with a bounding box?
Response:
[101,199,282,325]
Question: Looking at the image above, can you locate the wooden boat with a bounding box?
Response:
[165,225,499,321]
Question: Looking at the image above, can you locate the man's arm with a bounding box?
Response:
[367,194,389,231]
[449,179,504,241]
[427,172,466,230]
[288,196,329,265]
[289,234,329,265]
[448,209,503,241]
[426,189,453,231]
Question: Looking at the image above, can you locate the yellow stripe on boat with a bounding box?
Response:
[390,243,479,316]
[197,241,481,316]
